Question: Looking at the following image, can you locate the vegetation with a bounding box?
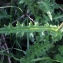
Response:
[0,0,63,63]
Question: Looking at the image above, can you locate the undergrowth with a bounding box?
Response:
[0,0,63,63]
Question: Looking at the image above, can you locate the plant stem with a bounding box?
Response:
[57,22,63,31]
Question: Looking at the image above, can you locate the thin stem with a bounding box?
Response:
[0,6,23,12]
[27,18,29,50]
[27,32,29,50]
[57,22,63,31]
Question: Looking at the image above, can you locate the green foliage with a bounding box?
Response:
[0,10,11,20]
[0,21,59,34]
[0,0,63,63]
[55,46,63,63]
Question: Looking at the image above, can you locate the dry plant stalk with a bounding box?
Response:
[57,22,63,31]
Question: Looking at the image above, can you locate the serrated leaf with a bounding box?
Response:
[47,11,52,21]
[19,0,24,4]
[29,21,33,26]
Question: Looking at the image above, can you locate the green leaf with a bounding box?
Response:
[58,46,63,55]
[19,0,25,4]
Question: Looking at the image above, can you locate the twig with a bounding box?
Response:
[55,3,63,12]
[1,34,11,63]
[26,14,35,23]
[0,39,4,62]
[59,6,63,12]
[12,14,25,24]
[12,14,35,24]
[57,22,63,31]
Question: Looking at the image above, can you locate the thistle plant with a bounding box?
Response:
[0,0,63,63]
